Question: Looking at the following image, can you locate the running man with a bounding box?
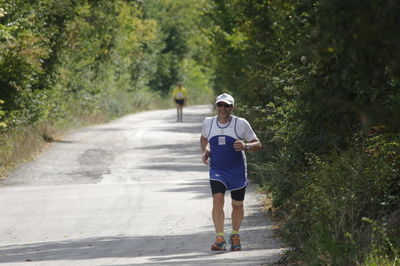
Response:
[172,82,187,122]
[200,93,262,251]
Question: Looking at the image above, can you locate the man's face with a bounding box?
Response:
[216,102,233,118]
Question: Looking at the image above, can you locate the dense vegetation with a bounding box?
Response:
[0,0,213,174]
[207,0,400,264]
[1,0,399,264]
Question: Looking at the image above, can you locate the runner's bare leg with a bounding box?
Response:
[231,200,244,231]
[212,193,225,234]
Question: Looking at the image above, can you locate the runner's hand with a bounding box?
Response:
[233,140,246,151]
[202,150,210,165]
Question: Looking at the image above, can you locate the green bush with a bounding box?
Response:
[207,0,400,264]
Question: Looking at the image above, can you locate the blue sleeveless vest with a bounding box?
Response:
[206,116,248,191]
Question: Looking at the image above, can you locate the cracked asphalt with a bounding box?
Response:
[0,105,283,265]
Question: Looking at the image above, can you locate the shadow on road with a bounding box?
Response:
[0,213,281,265]
[135,141,208,174]
[159,179,211,200]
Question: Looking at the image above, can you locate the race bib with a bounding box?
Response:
[218,136,226,145]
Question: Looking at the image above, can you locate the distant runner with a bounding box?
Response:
[200,93,262,251]
[172,82,187,122]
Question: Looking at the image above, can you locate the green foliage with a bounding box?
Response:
[0,0,52,117]
[177,58,214,104]
[283,142,399,264]
[208,0,400,264]
[363,216,400,266]
[143,0,214,96]
[0,0,214,176]
[0,0,213,122]
[52,1,159,118]
[0,100,6,128]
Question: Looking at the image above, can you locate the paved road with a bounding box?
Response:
[0,105,283,265]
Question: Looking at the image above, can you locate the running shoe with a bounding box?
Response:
[211,236,226,251]
[229,234,241,251]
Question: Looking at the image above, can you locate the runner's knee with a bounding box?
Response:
[213,193,224,202]
[232,200,244,209]
[213,193,224,208]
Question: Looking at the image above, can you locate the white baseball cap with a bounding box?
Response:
[215,93,234,106]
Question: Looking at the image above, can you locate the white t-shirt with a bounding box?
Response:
[201,115,257,141]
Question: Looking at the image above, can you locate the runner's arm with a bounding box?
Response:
[245,138,262,151]
[200,135,210,164]
[233,138,262,152]
[233,118,262,152]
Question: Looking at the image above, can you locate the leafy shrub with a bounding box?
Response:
[208,0,400,264]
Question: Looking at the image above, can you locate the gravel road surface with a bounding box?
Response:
[0,105,283,265]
